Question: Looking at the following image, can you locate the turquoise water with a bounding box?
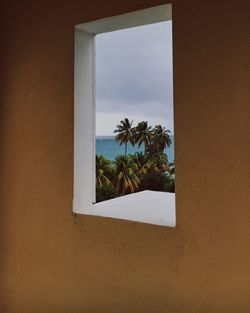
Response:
[96,136,174,162]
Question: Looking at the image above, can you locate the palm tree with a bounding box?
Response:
[131,152,150,175]
[148,153,169,173]
[133,121,152,153]
[96,155,112,186]
[150,125,171,153]
[114,118,134,156]
[113,155,140,194]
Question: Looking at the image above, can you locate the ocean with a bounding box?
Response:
[96,136,174,162]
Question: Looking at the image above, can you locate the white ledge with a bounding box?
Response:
[74,190,176,227]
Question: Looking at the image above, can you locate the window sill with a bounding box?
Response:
[74,190,176,227]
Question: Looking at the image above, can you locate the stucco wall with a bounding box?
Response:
[0,0,249,312]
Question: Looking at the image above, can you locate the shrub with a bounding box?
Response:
[138,172,169,192]
[164,177,175,193]
[96,184,119,203]
[138,171,175,193]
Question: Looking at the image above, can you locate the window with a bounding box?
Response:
[74,4,175,226]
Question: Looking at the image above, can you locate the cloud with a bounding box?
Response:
[96,21,173,135]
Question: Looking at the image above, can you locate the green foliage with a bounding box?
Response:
[130,152,150,175]
[147,152,169,173]
[148,125,171,154]
[95,119,175,200]
[96,155,114,186]
[165,161,175,193]
[113,155,140,194]
[132,121,152,153]
[138,172,169,192]
[168,162,175,177]
[114,118,134,156]
[96,184,119,203]
[165,177,175,193]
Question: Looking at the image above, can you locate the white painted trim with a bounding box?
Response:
[74,29,96,212]
[73,4,175,227]
[75,191,176,227]
[76,4,172,35]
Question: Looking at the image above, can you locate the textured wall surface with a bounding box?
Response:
[0,0,249,312]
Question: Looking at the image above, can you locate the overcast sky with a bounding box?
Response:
[96,21,173,136]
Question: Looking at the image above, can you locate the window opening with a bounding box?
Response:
[95,21,175,204]
[74,4,176,226]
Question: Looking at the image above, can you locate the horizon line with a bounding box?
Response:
[96,134,175,137]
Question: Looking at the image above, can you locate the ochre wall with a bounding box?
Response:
[1,0,249,312]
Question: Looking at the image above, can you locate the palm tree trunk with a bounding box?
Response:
[125,142,127,157]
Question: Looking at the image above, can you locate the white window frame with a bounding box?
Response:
[73,4,176,227]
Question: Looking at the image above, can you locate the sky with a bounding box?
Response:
[96,21,173,136]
